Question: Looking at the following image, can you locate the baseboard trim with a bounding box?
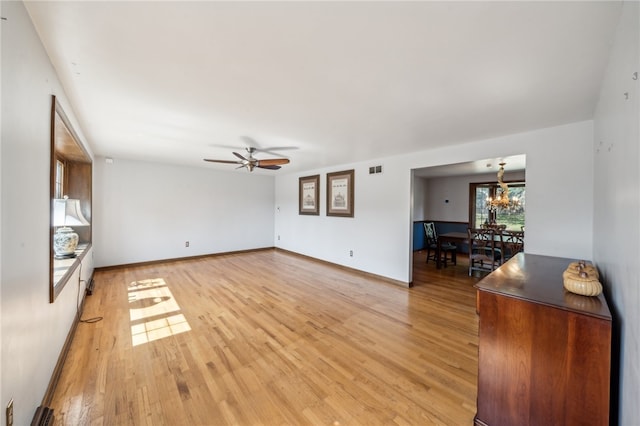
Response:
[275,248,411,288]
[94,247,274,272]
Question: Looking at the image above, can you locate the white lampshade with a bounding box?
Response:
[53,197,90,227]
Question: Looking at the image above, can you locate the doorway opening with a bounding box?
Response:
[410,155,526,284]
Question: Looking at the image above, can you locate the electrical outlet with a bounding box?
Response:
[185,241,189,248]
[349,250,353,257]
[6,399,13,426]
[277,235,280,241]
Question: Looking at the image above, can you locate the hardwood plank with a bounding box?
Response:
[50,249,481,425]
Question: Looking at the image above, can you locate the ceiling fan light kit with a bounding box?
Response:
[204,147,290,172]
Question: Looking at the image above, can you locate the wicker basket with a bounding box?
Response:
[563,270,602,296]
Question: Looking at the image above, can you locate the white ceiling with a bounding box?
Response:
[413,154,526,178]
[25,1,622,174]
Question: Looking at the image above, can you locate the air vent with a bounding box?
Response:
[368,165,383,175]
[31,406,54,426]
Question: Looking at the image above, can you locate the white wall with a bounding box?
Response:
[423,170,525,222]
[593,2,639,424]
[275,120,594,283]
[1,3,94,425]
[412,176,427,221]
[275,163,411,283]
[94,158,275,267]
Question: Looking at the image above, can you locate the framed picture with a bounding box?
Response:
[326,169,354,217]
[299,174,320,215]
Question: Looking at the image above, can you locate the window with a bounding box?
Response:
[55,159,65,199]
[469,182,525,230]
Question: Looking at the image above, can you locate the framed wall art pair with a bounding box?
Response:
[298,169,354,217]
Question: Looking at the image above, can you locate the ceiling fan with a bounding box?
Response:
[204,147,290,172]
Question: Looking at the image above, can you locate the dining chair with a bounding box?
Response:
[501,230,524,262]
[424,222,457,266]
[468,228,503,276]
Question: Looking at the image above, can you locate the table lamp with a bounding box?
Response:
[53,196,90,258]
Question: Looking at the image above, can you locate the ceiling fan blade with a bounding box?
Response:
[209,143,243,150]
[203,159,243,164]
[240,137,298,154]
[255,147,299,157]
[233,151,248,161]
[205,141,290,172]
[256,158,290,167]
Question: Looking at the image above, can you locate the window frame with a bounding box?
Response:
[469,181,525,229]
[50,95,93,302]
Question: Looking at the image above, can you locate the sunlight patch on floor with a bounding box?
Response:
[128,278,191,346]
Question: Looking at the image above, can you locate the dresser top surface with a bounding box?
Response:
[475,253,611,320]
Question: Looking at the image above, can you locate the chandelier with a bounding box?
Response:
[486,162,520,212]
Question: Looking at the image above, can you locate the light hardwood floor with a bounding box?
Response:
[50,249,481,425]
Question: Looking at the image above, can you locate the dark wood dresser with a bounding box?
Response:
[474,253,611,426]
